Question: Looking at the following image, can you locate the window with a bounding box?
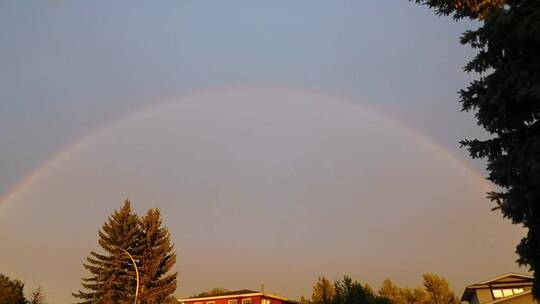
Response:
[492,290,503,298]
[207,301,215,304]
[229,300,238,304]
[242,298,252,304]
[492,288,525,299]
[262,299,271,304]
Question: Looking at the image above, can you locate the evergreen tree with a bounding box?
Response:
[0,273,27,304]
[73,200,141,304]
[29,286,46,304]
[413,0,540,297]
[137,208,178,304]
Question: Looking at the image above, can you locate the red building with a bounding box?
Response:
[178,290,299,304]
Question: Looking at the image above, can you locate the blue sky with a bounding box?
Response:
[2,2,519,303]
[0,0,482,198]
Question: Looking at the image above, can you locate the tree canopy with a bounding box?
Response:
[413,0,540,297]
[378,274,459,304]
[74,200,178,304]
[311,277,335,304]
[138,208,178,304]
[0,274,27,304]
[416,0,506,19]
[305,276,390,304]
[74,200,141,303]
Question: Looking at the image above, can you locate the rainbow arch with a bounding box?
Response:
[0,86,492,206]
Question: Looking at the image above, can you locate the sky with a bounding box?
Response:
[0,1,527,303]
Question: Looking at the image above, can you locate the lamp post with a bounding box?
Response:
[117,247,140,304]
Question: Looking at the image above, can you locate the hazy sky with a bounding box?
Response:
[0,1,526,303]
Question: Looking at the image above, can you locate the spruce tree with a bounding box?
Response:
[73,200,141,304]
[413,0,540,297]
[137,208,177,304]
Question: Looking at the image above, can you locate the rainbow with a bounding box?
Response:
[0,86,493,206]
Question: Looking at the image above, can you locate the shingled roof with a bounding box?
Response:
[189,290,259,299]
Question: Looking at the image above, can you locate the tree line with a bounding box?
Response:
[0,274,46,304]
[0,271,463,304]
[301,273,460,304]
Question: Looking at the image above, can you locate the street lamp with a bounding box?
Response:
[117,247,140,304]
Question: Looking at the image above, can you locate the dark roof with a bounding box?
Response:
[189,290,259,299]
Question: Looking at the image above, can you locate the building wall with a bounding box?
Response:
[472,285,534,303]
[183,295,289,304]
[476,288,494,303]
[498,293,538,304]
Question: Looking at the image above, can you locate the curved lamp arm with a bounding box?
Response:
[117,247,140,304]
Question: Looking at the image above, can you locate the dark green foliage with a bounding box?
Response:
[333,276,374,304]
[413,0,540,298]
[74,200,143,304]
[74,200,178,304]
[414,0,506,19]
[137,208,177,304]
[307,276,389,304]
[0,274,27,304]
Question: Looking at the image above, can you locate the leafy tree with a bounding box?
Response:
[333,276,372,304]
[299,296,312,304]
[0,274,27,304]
[377,279,403,304]
[378,274,456,304]
[422,274,459,304]
[378,279,406,304]
[73,200,141,304]
[29,286,46,304]
[311,277,334,304]
[307,276,390,304]
[137,208,178,304]
[406,287,429,304]
[413,0,540,297]
[377,279,427,304]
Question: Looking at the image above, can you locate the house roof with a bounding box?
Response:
[178,290,299,304]
[189,290,260,298]
[461,273,534,302]
[475,273,534,286]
